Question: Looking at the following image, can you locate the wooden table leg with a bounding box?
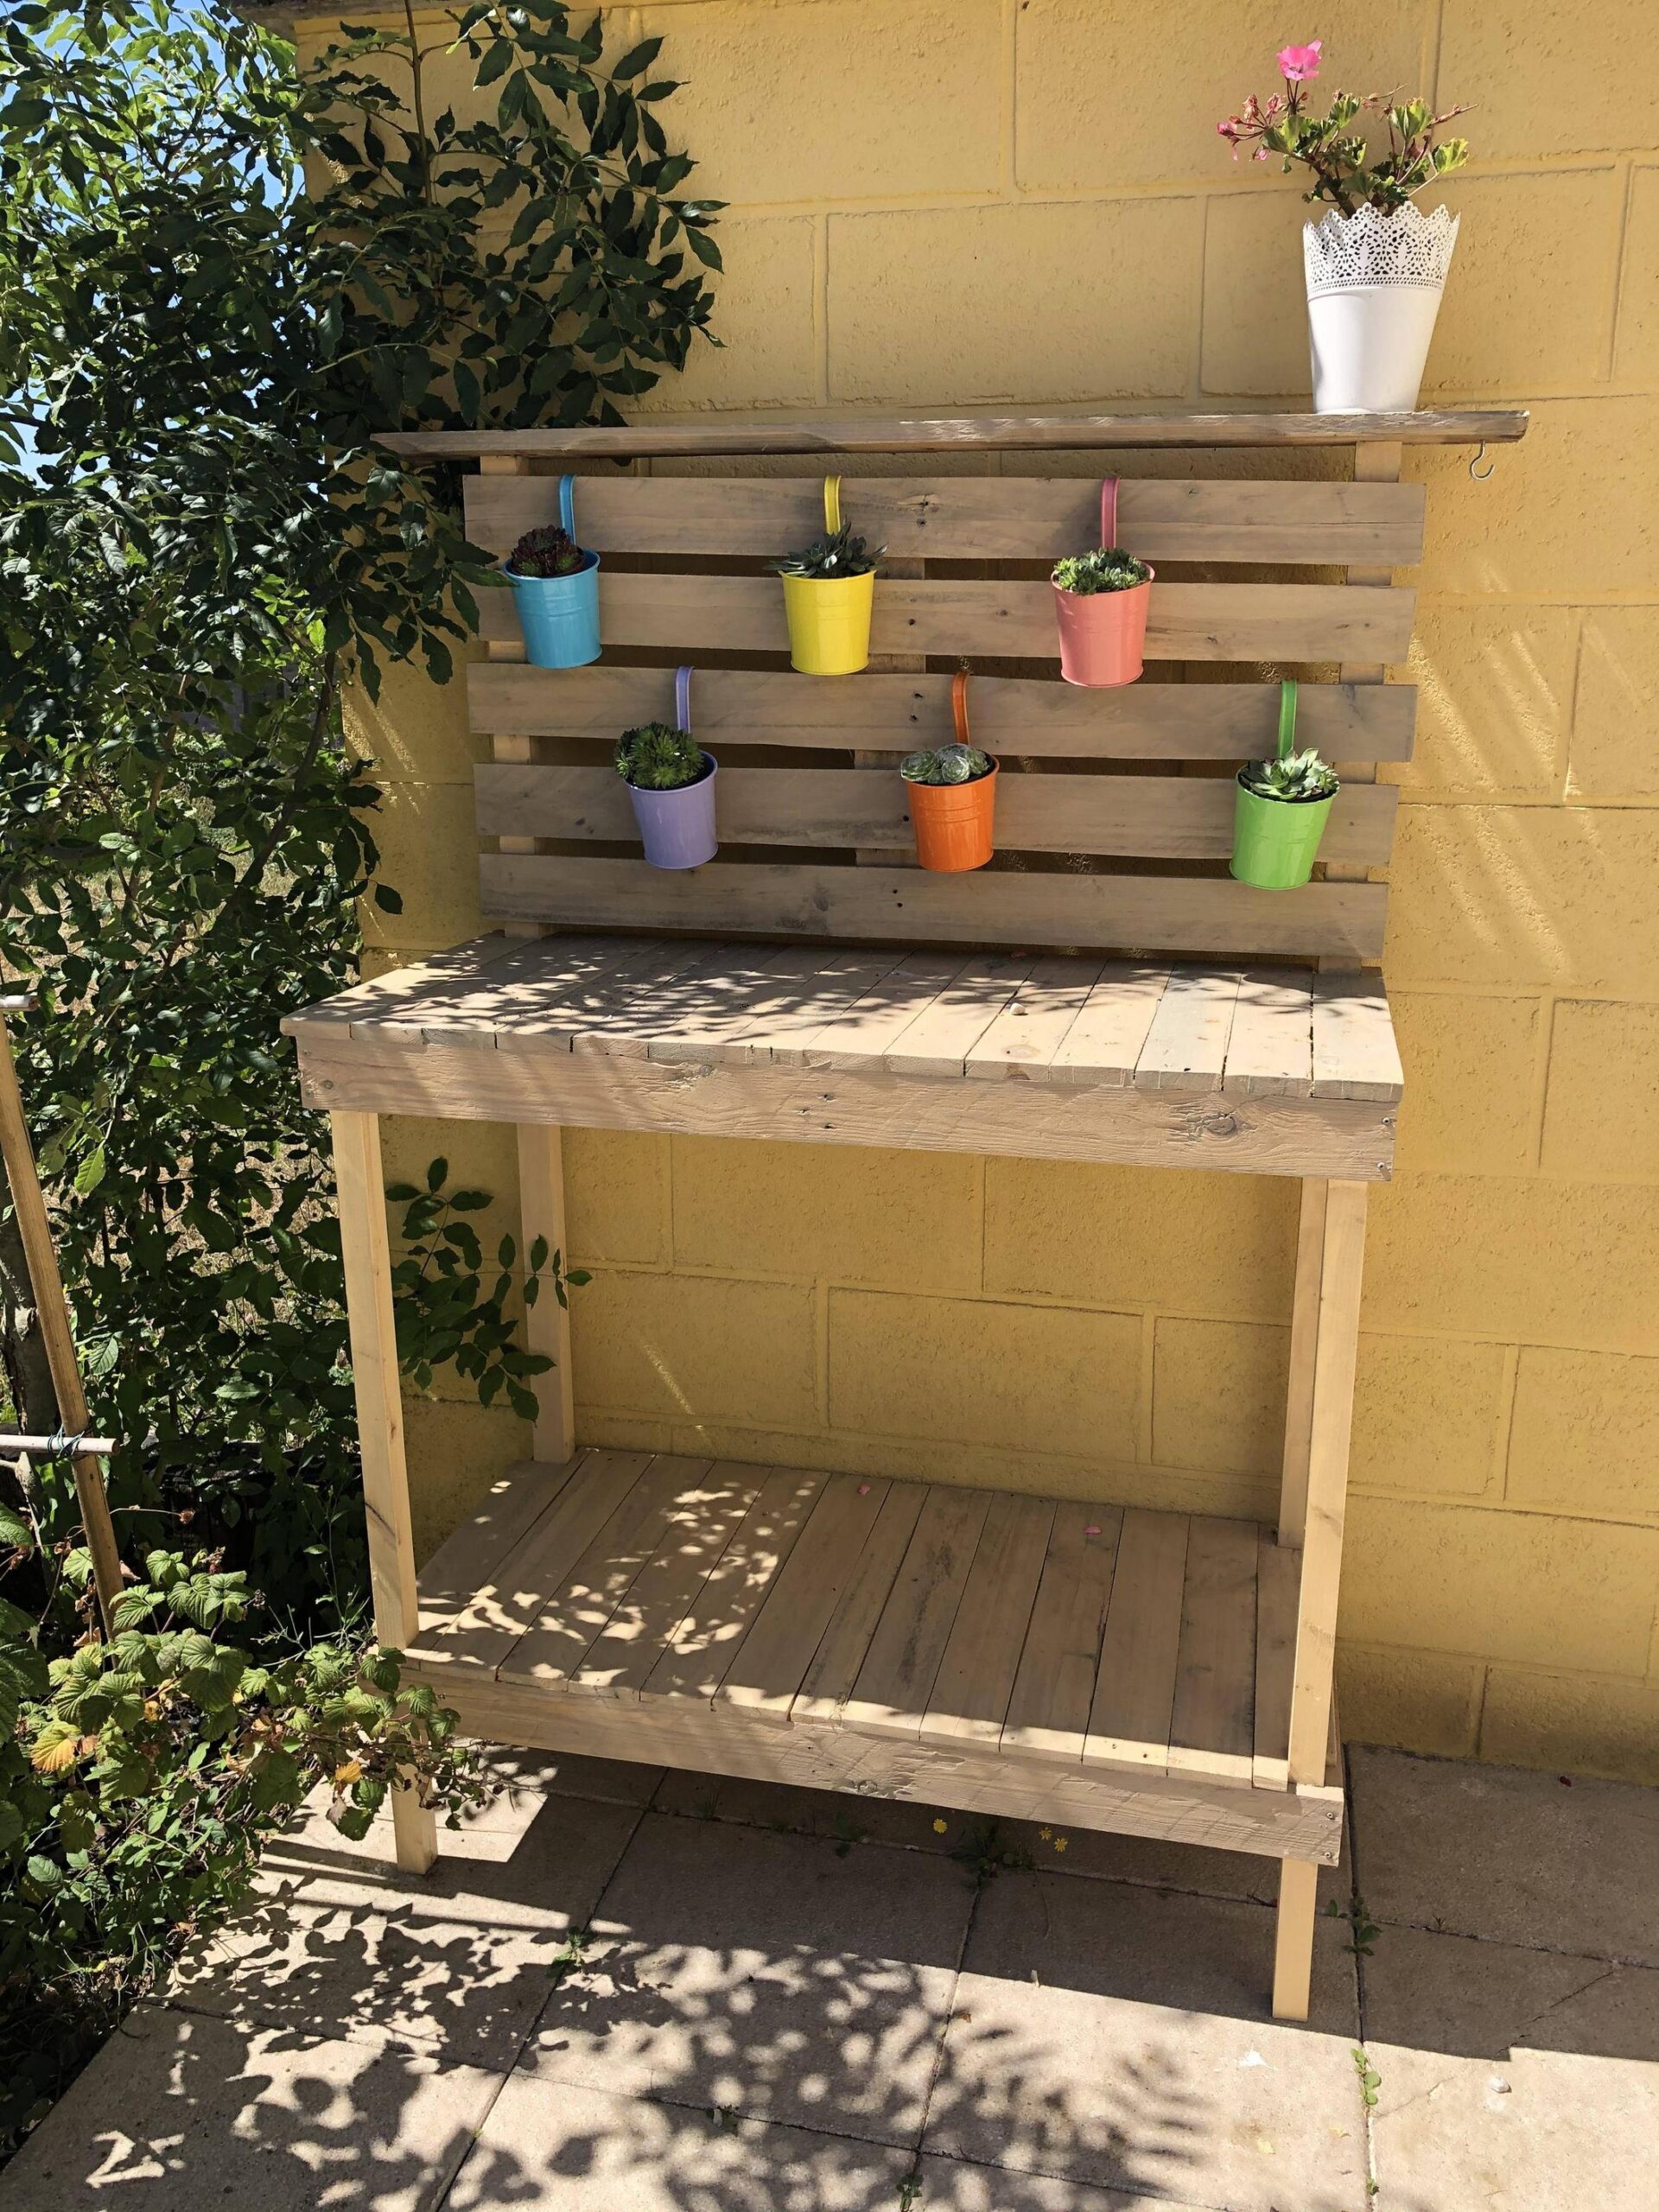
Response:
[1272,1177,1367,2018]
[333,1108,438,1875]
[1273,1858,1320,2021]
[1278,1176,1328,1547]
[518,1123,575,1465]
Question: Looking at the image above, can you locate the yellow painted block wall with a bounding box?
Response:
[305,0,1659,1783]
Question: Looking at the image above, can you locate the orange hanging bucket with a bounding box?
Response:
[906,672,998,872]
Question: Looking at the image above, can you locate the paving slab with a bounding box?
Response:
[1349,1745,1659,1961]
[0,2004,498,2211]
[523,1810,976,2149]
[448,2075,912,2209]
[168,1785,639,2069]
[1363,1922,1659,2212]
[925,1871,1368,2212]
[917,2153,1192,2209]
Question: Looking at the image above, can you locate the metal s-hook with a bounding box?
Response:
[1469,442,1496,482]
[823,475,843,536]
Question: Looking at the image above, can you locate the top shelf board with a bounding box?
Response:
[378,409,1529,463]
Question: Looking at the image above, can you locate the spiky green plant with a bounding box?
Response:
[772,523,883,580]
[1238,747,1340,802]
[507,524,586,578]
[614,722,707,790]
[1051,548,1152,596]
[899,742,994,786]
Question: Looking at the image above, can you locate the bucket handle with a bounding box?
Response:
[1099,475,1119,551]
[951,668,971,746]
[1277,677,1299,761]
[823,475,842,536]
[675,664,693,734]
[557,474,577,537]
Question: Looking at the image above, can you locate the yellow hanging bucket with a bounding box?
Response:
[779,477,876,676]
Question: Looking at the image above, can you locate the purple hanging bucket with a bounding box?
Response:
[625,666,719,868]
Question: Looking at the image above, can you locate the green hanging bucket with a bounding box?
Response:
[1230,680,1338,891]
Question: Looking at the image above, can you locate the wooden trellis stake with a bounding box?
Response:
[0,995,124,1632]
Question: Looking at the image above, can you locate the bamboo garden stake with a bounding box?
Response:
[0,996,124,1631]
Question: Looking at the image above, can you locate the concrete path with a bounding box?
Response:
[5,1745,1656,2209]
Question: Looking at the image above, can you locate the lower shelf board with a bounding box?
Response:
[405,1449,1343,1866]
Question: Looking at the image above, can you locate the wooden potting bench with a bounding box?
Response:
[287,408,1524,2019]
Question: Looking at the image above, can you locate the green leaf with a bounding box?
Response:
[373,883,404,913]
[73,1145,106,1196]
[608,35,664,78]
[474,36,514,85]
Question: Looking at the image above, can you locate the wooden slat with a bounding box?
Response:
[1279,1179,1329,1548]
[1312,975,1406,1101]
[1221,969,1316,1097]
[965,957,1104,1080]
[922,1494,1056,1746]
[465,474,1427,567]
[379,406,1528,460]
[476,761,1399,868]
[1048,964,1170,1087]
[479,855,1389,963]
[791,1480,930,1726]
[468,664,1419,764]
[413,1456,584,1650]
[1133,969,1243,1090]
[842,1485,993,1738]
[300,1034,1401,1181]
[1086,1508,1190,1773]
[474,570,1417,665]
[498,1453,715,1685]
[642,1465,826,1705]
[785,953,974,1070]
[1167,1516,1260,1790]
[414,933,678,1046]
[437,1450,653,1671]
[1001,1504,1122,1764]
[283,932,529,1044]
[880,955,1036,1077]
[717,1472,893,1722]
[569,1461,769,1698]
[1253,1532,1301,1791]
[732,944,911,1061]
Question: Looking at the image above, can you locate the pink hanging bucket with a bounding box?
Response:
[1052,478,1154,688]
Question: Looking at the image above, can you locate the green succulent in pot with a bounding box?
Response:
[899,742,995,785]
[506,523,587,578]
[772,522,884,581]
[613,721,708,791]
[1051,548,1152,595]
[1237,747,1340,803]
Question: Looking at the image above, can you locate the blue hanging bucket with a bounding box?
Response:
[505,475,601,670]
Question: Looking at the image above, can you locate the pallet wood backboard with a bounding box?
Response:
[463,466,1425,963]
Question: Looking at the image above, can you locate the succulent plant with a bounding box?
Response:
[899,742,994,787]
[507,524,587,579]
[1051,547,1153,596]
[772,522,883,581]
[1238,747,1340,803]
[613,721,707,791]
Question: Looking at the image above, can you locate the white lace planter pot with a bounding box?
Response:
[1303,202,1459,413]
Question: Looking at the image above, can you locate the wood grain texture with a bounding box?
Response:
[474,569,1417,664]
[464,474,1427,566]
[474,760,1401,867]
[467,664,1419,763]
[476,853,1389,962]
[298,1036,1400,1179]
[378,406,1527,460]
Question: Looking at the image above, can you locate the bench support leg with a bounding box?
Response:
[333,1109,437,1876]
[1272,1177,1368,2020]
[518,1124,575,1466]
[1273,1858,1320,2022]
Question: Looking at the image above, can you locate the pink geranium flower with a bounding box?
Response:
[1277,40,1322,81]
